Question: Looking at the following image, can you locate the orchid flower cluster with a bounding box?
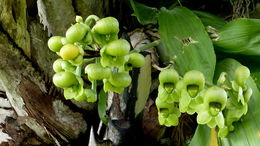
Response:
[156,66,252,137]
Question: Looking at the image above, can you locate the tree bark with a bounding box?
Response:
[0,0,92,144]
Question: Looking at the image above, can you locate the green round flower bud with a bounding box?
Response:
[53,59,64,72]
[109,72,132,88]
[48,36,63,52]
[127,53,145,68]
[66,23,90,43]
[105,39,130,56]
[75,16,83,23]
[92,17,119,34]
[204,86,227,111]
[85,63,111,81]
[60,44,80,60]
[234,66,250,87]
[53,72,78,88]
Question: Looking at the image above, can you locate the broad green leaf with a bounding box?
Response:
[250,67,260,90]
[213,18,260,55]
[242,64,260,91]
[190,58,260,146]
[98,89,108,125]
[158,7,216,83]
[189,125,211,146]
[130,0,159,25]
[135,55,152,117]
[193,11,226,29]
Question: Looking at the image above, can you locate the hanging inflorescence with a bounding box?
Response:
[47,15,145,102]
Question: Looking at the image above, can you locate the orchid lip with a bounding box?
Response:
[163,83,175,93]
[187,84,199,97]
[209,102,222,116]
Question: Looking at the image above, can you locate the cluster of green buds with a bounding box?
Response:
[48,15,145,103]
[156,65,252,137]
[52,59,96,102]
[218,66,252,137]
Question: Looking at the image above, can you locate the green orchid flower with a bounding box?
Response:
[197,86,227,129]
[100,39,130,67]
[91,17,119,45]
[63,77,97,102]
[156,97,181,127]
[157,68,180,103]
[179,70,205,114]
[85,63,112,81]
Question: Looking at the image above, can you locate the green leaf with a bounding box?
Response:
[190,58,260,146]
[213,18,260,55]
[98,89,108,125]
[189,125,211,146]
[135,56,152,117]
[158,7,216,84]
[130,0,159,25]
[248,65,260,90]
[193,11,226,29]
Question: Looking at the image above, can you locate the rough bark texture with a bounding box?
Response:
[0,0,30,57]
[0,0,93,144]
[74,0,110,18]
[0,30,87,144]
[37,0,75,36]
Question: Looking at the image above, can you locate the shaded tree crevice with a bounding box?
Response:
[0,0,31,57]
[0,30,87,144]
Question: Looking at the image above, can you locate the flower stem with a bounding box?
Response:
[75,65,82,77]
[85,15,100,26]
[130,40,160,53]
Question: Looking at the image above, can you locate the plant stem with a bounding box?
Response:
[75,65,82,77]
[85,15,100,26]
[83,58,95,64]
[130,40,161,53]
[91,45,100,93]
[210,128,218,146]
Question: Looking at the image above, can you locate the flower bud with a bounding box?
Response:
[126,53,145,68]
[85,63,111,81]
[66,23,90,43]
[105,39,130,56]
[234,66,250,87]
[60,44,80,60]
[53,72,78,88]
[48,36,63,52]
